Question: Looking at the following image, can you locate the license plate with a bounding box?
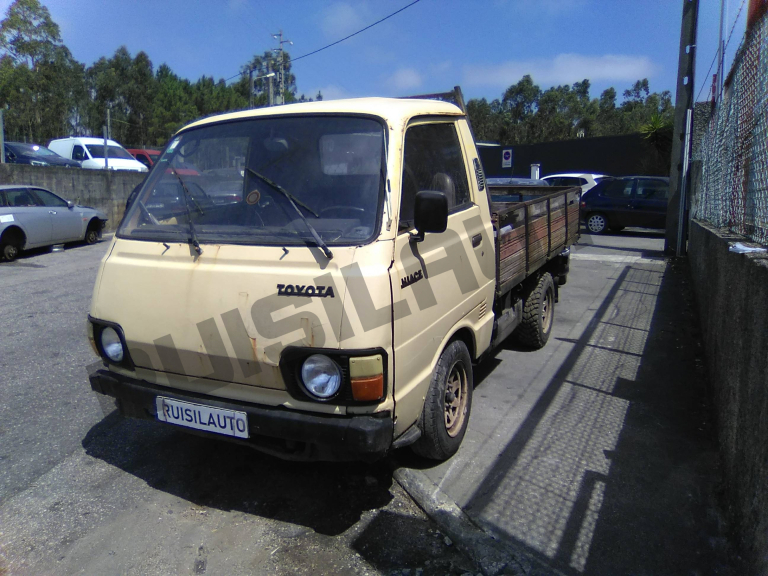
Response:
[156,397,249,439]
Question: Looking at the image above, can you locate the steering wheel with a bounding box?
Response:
[138,201,160,225]
[319,205,366,219]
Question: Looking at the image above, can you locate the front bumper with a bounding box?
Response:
[89,369,393,460]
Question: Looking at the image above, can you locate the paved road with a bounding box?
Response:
[400,229,741,575]
[0,241,474,576]
[0,230,740,575]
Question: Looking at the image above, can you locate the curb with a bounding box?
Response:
[393,467,566,576]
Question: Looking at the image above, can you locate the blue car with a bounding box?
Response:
[3,141,81,168]
[581,176,670,234]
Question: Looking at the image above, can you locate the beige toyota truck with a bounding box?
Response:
[87,88,579,461]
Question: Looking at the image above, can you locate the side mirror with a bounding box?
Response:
[67,200,74,209]
[411,190,448,243]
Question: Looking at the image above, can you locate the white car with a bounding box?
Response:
[0,185,108,261]
[48,137,148,172]
[542,173,608,193]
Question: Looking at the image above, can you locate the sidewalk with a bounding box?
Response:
[396,232,741,575]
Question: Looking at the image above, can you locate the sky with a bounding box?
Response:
[1,0,750,105]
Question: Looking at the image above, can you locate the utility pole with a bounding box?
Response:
[102,125,109,170]
[268,64,274,106]
[272,30,292,105]
[665,0,699,255]
[248,67,254,109]
[717,0,726,101]
[0,110,5,164]
[106,108,111,140]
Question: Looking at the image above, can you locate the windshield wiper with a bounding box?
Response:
[245,167,318,217]
[245,167,332,259]
[169,166,203,256]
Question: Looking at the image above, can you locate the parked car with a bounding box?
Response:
[581,176,670,234]
[48,137,148,172]
[127,148,161,169]
[0,185,107,262]
[3,141,81,168]
[542,173,608,193]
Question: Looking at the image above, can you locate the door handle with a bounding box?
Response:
[472,234,482,248]
[48,210,57,215]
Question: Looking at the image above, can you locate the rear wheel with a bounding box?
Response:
[514,272,555,349]
[1,230,23,262]
[586,213,608,234]
[412,340,473,461]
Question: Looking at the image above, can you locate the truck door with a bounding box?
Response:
[391,119,495,436]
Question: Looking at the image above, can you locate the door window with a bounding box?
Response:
[601,179,634,198]
[635,179,669,199]
[72,145,87,161]
[32,188,69,207]
[6,188,42,207]
[400,122,471,228]
[0,192,6,207]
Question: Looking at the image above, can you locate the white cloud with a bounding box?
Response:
[307,84,353,101]
[388,68,423,91]
[227,0,247,11]
[321,2,366,39]
[463,54,657,89]
[495,0,585,14]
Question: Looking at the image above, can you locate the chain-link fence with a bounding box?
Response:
[693,13,768,246]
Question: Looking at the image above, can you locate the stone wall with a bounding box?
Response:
[0,164,146,231]
[688,219,768,574]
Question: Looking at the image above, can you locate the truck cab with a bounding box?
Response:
[88,94,570,461]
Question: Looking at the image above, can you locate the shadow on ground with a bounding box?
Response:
[82,413,393,537]
[459,259,741,574]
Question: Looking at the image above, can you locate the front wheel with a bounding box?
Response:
[84,221,100,245]
[412,340,473,461]
[586,213,608,234]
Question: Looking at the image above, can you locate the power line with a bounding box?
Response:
[694,0,747,102]
[224,0,422,84]
[291,0,421,63]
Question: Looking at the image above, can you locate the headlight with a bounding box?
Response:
[100,326,124,362]
[300,354,341,399]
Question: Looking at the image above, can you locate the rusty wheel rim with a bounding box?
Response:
[444,362,468,437]
[541,285,553,333]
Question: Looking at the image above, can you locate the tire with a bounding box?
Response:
[1,230,23,262]
[586,213,608,234]
[412,340,473,461]
[514,272,555,349]
[84,221,100,245]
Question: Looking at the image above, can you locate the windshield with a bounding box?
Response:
[86,144,135,160]
[12,143,59,157]
[118,115,386,247]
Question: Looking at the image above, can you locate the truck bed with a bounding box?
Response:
[490,185,581,296]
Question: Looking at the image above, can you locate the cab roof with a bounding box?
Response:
[182,97,465,133]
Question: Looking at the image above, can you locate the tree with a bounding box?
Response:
[0,0,84,142]
[0,0,60,67]
[148,64,198,146]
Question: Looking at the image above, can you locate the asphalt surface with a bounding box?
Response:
[0,240,475,576]
[0,230,742,575]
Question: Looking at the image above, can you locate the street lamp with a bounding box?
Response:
[249,71,276,108]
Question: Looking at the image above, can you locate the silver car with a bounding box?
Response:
[0,185,108,262]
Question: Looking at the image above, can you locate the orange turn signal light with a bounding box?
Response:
[351,374,384,402]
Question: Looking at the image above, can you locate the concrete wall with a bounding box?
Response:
[688,219,768,574]
[0,164,145,231]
